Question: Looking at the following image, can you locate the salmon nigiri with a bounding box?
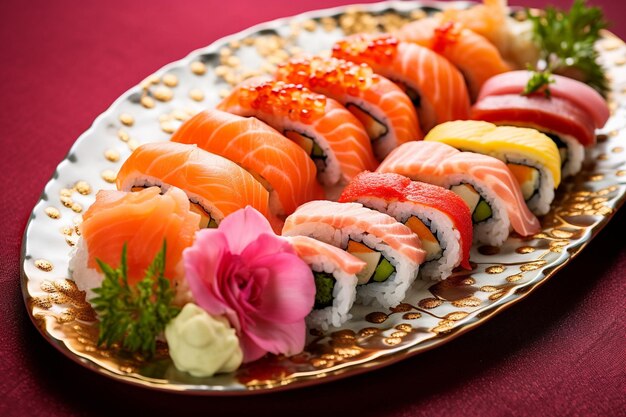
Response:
[71,186,199,303]
[395,18,510,101]
[218,79,377,190]
[332,33,470,132]
[276,56,422,159]
[171,109,324,217]
[378,141,540,246]
[116,141,271,229]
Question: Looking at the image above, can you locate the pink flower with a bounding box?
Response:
[183,207,315,363]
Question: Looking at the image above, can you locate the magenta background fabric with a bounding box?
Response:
[1,1,625,416]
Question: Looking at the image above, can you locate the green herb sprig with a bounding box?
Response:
[522,69,555,97]
[526,0,608,96]
[91,242,180,356]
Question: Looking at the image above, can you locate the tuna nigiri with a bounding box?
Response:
[116,142,271,229]
[70,186,200,303]
[472,70,610,177]
[331,33,470,132]
[377,141,540,246]
[171,109,324,217]
[218,79,377,190]
[283,200,426,308]
[276,56,422,159]
[395,18,510,100]
[340,171,473,280]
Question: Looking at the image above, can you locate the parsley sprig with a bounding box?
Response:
[91,242,180,356]
[525,0,608,97]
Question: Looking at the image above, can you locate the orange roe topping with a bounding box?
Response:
[432,21,461,53]
[276,56,379,97]
[237,81,326,124]
[332,34,399,66]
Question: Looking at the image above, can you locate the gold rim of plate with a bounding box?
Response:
[20,1,626,395]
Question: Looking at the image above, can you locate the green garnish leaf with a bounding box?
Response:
[522,70,555,97]
[527,0,609,96]
[91,241,180,356]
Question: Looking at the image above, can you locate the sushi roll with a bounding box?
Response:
[472,70,610,177]
[395,17,510,101]
[218,79,377,190]
[116,142,272,230]
[171,109,324,218]
[282,201,426,308]
[339,172,472,280]
[377,141,540,246]
[70,186,200,304]
[275,56,422,159]
[424,120,562,216]
[331,33,470,132]
[284,235,364,330]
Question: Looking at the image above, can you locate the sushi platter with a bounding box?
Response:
[20,0,626,394]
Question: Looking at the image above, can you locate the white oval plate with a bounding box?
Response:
[20,1,626,395]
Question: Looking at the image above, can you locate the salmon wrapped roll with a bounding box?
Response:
[218,79,377,191]
[171,109,324,218]
[276,56,422,159]
[284,235,365,330]
[116,142,271,230]
[425,120,561,216]
[282,200,426,308]
[340,172,473,280]
[332,33,470,132]
[378,141,540,246]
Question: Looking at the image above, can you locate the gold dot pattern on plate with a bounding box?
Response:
[34,259,53,272]
[104,149,120,162]
[162,74,178,87]
[365,311,388,324]
[190,61,206,75]
[189,89,205,101]
[418,298,443,309]
[451,297,481,308]
[520,260,547,272]
[140,95,155,109]
[45,207,61,219]
[154,86,174,102]
[402,312,421,320]
[101,170,117,183]
[506,274,524,283]
[119,113,134,126]
[516,246,535,254]
[117,129,130,142]
[445,311,469,321]
[486,265,506,274]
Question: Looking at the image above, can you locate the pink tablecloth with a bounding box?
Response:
[1,1,625,416]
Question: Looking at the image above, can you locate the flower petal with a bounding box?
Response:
[183,229,241,330]
[241,319,306,362]
[246,250,315,323]
[219,207,275,254]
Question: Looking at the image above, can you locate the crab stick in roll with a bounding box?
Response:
[276,56,422,159]
[332,33,470,132]
[377,141,540,246]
